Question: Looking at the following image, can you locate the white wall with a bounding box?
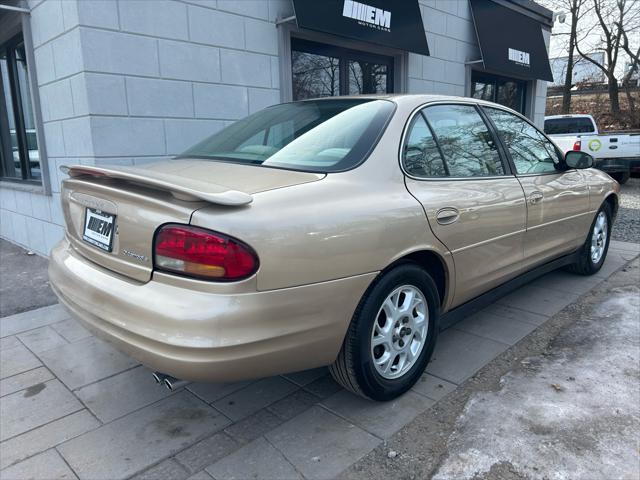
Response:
[409,0,480,96]
[1,0,289,255]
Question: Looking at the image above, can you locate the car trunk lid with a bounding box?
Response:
[60,160,324,282]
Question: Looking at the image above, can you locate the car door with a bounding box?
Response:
[403,103,527,308]
[484,107,590,269]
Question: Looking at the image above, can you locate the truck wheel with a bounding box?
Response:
[566,203,612,276]
[329,264,439,401]
[611,172,630,185]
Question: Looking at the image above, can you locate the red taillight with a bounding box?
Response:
[573,140,582,151]
[154,225,258,281]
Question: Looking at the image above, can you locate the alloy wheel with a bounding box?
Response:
[370,285,428,380]
[590,211,608,264]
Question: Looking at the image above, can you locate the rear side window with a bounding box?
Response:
[544,117,595,135]
[402,114,447,177]
[422,105,504,177]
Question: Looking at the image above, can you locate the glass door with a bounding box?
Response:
[291,38,393,100]
[471,71,526,114]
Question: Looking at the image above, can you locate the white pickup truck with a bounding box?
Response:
[544,114,640,184]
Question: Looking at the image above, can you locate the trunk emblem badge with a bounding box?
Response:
[123,250,148,262]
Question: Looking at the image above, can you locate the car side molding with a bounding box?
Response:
[439,249,581,331]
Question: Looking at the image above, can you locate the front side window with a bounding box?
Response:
[486,107,561,175]
[402,114,447,177]
[179,99,395,173]
[422,105,504,177]
[0,34,40,181]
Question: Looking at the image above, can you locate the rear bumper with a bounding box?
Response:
[49,238,376,382]
[595,158,640,174]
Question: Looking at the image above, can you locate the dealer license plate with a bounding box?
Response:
[83,208,115,252]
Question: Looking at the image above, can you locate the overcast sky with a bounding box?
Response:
[538,0,639,78]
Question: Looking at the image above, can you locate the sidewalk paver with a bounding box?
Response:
[131,459,189,480]
[0,342,41,379]
[206,437,303,480]
[223,408,283,443]
[0,449,76,480]
[174,432,239,475]
[452,308,538,344]
[57,391,230,480]
[426,329,509,384]
[16,325,68,354]
[0,304,70,338]
[0,410,99,470]
[0,241,637,480]
[211,376,298,421]
[480,303,549,326]
[322,390,434,439]
[39,336,139,390]
[0,379,83,441]
[75,365,177,423]
[496,285,580,316]
[265,406,380,480]
[0,367,54,397]
[411,373,458,401]
[50,317,92,343]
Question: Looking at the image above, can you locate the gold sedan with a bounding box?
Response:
[49,95,619,400]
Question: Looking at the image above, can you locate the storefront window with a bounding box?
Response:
[348,60,389,95]
[0,34,40,182]
[291,38,393,101]
[292,50,340,99]
[471,72,526,114]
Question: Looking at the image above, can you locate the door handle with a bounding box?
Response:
[529,191,543,205]
[436,207,460,225]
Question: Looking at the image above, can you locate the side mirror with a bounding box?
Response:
[564,150,594,169]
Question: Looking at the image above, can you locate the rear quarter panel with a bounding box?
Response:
[190,101,454,294]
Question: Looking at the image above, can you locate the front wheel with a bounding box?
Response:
[329,264,439,401]
[566,203,612,276]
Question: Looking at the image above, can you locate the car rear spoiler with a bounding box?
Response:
[61,165,253,206]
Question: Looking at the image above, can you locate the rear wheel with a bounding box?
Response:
[566,203,612,276]
[329,264,439,401]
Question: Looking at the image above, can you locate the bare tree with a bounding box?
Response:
[620,25,640,124]
[561,0,587,113]
[574,0,640,118]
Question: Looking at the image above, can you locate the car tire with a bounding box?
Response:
[611,172,630,185]
[566,203,612,276]
[329,263,439,401]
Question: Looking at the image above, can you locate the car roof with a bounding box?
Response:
[301,94,510,111]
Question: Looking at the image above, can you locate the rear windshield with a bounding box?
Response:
[544,117,595,135]
[177,99,395,172]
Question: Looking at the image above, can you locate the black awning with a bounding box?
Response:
[291,0,429,56]
[470,0,553,82]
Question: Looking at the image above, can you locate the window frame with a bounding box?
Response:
[0,32,39,184]
[399,100,513,181]
[471,71,527,114]
[290,37,394,100]
[481,104,567,178]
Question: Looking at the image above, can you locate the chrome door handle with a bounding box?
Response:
[529,191,543,205]
[436,207,460,225]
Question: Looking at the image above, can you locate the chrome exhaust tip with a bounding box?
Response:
[152,372,168,385]
[163,376,188,391]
